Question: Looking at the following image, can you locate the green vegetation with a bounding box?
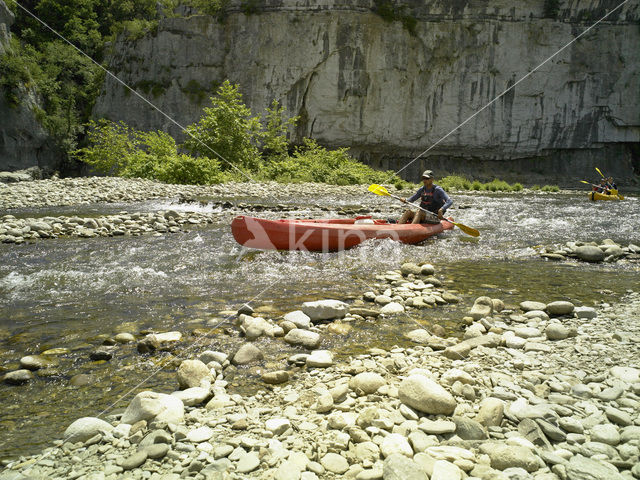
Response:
[372,0,418,36]
[75,81,405,186]
[543,0,560,18]
[436,175,527,192]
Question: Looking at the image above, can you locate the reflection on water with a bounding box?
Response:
[0,192,638,459]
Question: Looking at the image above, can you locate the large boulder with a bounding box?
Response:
[301,300,348,321]
[399,374,457,415]
[232,343,264,365]
[120,391,184,425]
[176,359,210,389]
[64,417,114,443]
[575,245,605,262]
[284,328,321,349]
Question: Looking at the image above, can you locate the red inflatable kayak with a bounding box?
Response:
[231,215,454,251]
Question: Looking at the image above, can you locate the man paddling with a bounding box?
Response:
[398,170,453,224]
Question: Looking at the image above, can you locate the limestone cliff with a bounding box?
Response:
[94,0,640,185]
[0,0,58,173]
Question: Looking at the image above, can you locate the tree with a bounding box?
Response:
[184,80,262,172]
[260,99,298,160]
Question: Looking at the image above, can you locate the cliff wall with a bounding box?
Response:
[91,0,640,184]
[0,0,59,173]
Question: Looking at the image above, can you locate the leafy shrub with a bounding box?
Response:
[74,120,225,184]
[439,175,472,191]
[258,139,402,185]
[541,185,560,192]
[184,80,262,172]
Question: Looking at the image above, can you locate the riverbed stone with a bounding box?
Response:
[262,370,290,384]
[480,442,539,472]
[306,350,333,368]
[520,301,547,312]
[565,454,625,480]
[236,452,261,473]
[64,417,114,443]
[301,300,348,321]
[2,369,34,385]
[545,323,570,340]
[171,386,210,406]
[469,296,493,320]
[284,310,311,329]
[321,452,349,473]
[349,372,386,395]
[177,359,210,388]
[546,301,575,316]
[284,329,321,349]
[380,302,405,315]
[383,454,428,480]
[399,374,457,415]
[590,424,620,445]
[19,354,58,370]
[232,343,264,364]
[609,366,640,383]
[575,245,606,262]
[121,391,185,425]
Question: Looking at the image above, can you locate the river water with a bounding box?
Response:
[0,191,638,460]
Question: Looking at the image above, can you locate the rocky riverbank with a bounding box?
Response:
[2,261,638,480]
[539,240,640,264]
[0,177,370,211]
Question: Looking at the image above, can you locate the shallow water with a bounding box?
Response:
[0,191,638,460]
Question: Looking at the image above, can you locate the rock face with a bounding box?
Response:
[0,0,59,172]
[93,0,640,185]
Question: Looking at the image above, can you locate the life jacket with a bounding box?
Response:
[419,185,442,213]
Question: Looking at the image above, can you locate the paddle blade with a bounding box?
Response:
[580,180,590,184]
[453,222,480,237]
[368,184,390,196]
[596,167,605,178]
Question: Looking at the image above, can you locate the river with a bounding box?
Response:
[0,190,638,461]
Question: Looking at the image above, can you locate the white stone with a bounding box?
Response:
[284,310,311,329]
[380,302,405,315]
[306,350,333,367]
[120,391,184,425]
[380,433,413,458]
[302,300,348,321]
[64,417,114,443]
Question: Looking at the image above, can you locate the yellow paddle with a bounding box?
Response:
[368,184,480,237]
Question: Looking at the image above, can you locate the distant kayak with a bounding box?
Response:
[589,192,623,201]
[231,215,455,251]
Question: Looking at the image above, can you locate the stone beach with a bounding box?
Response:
[1,259,639,479]
[1,176,639,479]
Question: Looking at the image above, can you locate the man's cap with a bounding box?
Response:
[421,170,434,179]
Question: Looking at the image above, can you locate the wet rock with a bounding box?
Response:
[400,263,422,276]
[2,369,34,385]
[89,347,114,361]
[283,310,311,329]
[469,296,493,320]
[380,302,405,315]
[284,329,321,349]
[232,343,264,365]
[301,299,348,321]
[575,245,605,262]
[19,354,58,370]
[262,370,290,384]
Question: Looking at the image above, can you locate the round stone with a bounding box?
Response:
[321,452,349,474]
